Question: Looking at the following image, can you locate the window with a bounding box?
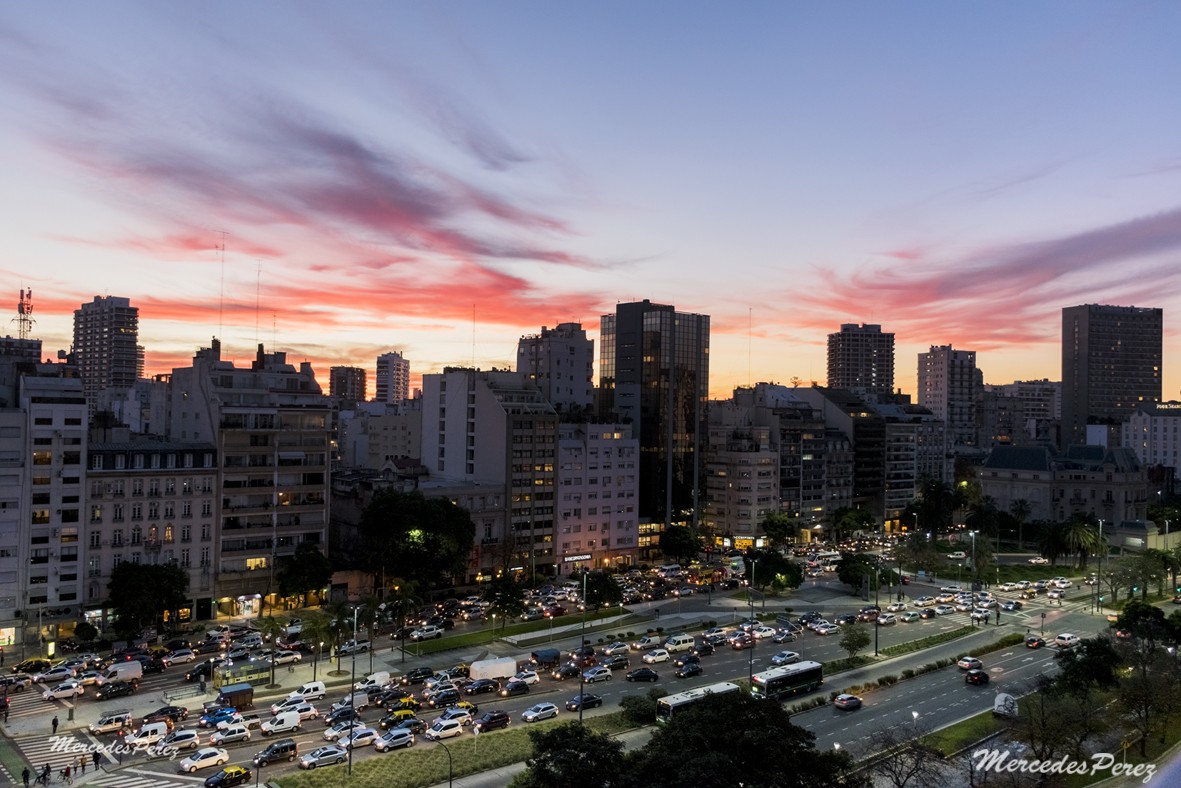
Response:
[164,524,173,542]
[91,455,103,470]
[201,524,210,541]
[181,502,192,518]
[112,529,123,547]
[181,525,191,543]
[164,502,174,518]
[181,548,191,567]
[131,527,142,545]
[132,479,144,496]
[89,532,100,549]
[200,547,210,566]
[131,503,143,521]
[165,478,175,494]
[112,504,124,522]
[149,480,160,497]
[201,502,211,517]
[133,454,144,469]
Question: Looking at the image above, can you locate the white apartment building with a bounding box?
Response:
[555,424,639,572]
[1123,402,1181,476]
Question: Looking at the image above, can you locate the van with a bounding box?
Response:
[631,634,663,651]
[330,692,369,714]
[124,721,169,747]
[354,671,391,691]
[1055,633,1080,649]
[252,738,299,767]
[105,661,144,684]
[663,634,695,653]
[261,711,302,736]
[291,681,326,702]
[89,709,133,735]
[657,564,682,578]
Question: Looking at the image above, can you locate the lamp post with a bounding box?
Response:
[435,738,454,788]
[266,634,276,688]
[578,571,587,724]
[873,567,880,656]
[314,641,322,682]
[347,606,358,777]
[1097,519,1104,615]
[748,558,757,689]
[969,531,977,590]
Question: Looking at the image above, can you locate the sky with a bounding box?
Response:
[2,1,1181,401]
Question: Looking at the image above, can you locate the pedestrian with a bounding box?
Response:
[77,754,85,774]
[92,751,100,770]
[21,766,29,787]
[4,707,9,724]
[51,715,58,734]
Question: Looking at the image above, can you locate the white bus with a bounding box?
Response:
[750,661,824,701]
[655,681,741,724]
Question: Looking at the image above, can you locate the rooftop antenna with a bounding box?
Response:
[215,230,229,340]
[13,288,35,339]
[255,259,262,346]
[748,307,752,387]
[472,303,476,368]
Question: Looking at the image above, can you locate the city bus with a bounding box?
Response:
[655,681,741,724]
[749,661,824,701]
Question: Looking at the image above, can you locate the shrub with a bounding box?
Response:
[902,668,915,679]
[618,693,657,726]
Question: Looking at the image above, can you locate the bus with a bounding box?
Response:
[750,661,824,701]
[655,681,741,724]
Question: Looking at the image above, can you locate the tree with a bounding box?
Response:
[1117,632,1181,756]
[865,719,946,788]
[626,690,865,787]
[276,541,333,608]
[1036,520,1067,566]
[836,554,877,595]
[831,507,875,541]
[1059,514,1104,570]
[964,497,1001,553]
[840,622,871,659]
[1010,499,1032,550]
[483,572,528,629]
[357,489,476,590]
[618,688,662,727]
[509,723,626,788]
[74,621,99,643]
[107,562,189,639]
[658,523,701,565]
[1116,599,1172,642]
[761,513,796,551]
[746,549,802,592]
[583,571,624,611]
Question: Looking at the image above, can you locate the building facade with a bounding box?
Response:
[555,423,640,572]
[516,323,595,413]
[1061,304,1162,447]
[917,345,981,452]
[329,366,367,405]
[73,296,144,417]
[1122,402,1181,479]
[375,351,410,406]
[827,323,894,401]
[598,300,709,552]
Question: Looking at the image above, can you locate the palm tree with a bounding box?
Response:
[1010,499,1032,551]
[1059,515,1103,570]
[298,613,332,681]
[256,616,285,688]
[1036,520,1066,566]
[965,497,1001,551]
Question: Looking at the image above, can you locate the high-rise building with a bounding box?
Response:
[827,324,894,401]
[375,352,410,406]
[73,296,144,416]
[1061,304,1162,447]
[555,423,640,571]
[917,345,982,451]
[516,323,594,412]
[329,366,367,404]
[598,300,709,545]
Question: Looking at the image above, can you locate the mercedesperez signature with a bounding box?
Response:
[48,735,183,761]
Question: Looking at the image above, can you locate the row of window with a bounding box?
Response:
[90,452,214,470]
[89,500,209,522]
[91,478,214,497]
[85,523,213,547]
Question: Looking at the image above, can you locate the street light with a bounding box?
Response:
[314,641,323,682]
[348,606,358,777]
[578,571,588,725]
[265,634,276,688]
[435,738,454,788]
[748,558,757,689]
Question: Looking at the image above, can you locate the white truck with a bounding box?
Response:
[467,657,517,681]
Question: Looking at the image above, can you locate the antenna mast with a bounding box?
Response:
[13,288,35,339]
[216,230,229,340]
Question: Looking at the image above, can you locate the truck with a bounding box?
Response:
[104,661,144,684]
[216,682,255,710]
[467,657,517,681]
[529,649,562,670]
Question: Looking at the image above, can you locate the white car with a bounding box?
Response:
[271,696,306,716]
[751,626,777,639]
[997,582,1017,592]
[324,720,364,741]
[272,650,302,665]
[177,747,229,774]
[1029,557,1050,565]
[914,596,936,607]
[886,601,907,612]
[423,718,464,740]
[1055,633,1080,649]
[522,703,559,723]
[877,613,898,626]
[341,727,379,749]
[34,666,76,683]
[642,649,670,664]
[42,680,84,701]
[164,649,196,665]
[513,670,541,685]
[75,671,105,686]
[601,641,630,656]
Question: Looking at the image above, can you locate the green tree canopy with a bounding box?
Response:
[760,513,796,551]
[658,523,701,565]
[840,622,871,658]
[745,549,802,591]
[836,553,878,595]
[509,723,627,788]
[582,570,624,611]
[357,489,476,590]
[276,541,332,607]
[107,562,189,638]
[483,572,528,625]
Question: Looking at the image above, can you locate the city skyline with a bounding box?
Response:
[3,2,1180,399]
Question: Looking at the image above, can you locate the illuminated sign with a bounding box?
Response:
[563,554,592,563]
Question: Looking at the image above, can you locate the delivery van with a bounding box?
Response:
[290,681,326,701]
[261,711,302,736]
[105,661,144,684]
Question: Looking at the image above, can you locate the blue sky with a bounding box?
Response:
[2,1,1179,398]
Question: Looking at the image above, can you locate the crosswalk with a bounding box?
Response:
[85,767,206,787]
[11,730,111,778]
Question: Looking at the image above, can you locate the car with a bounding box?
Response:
[833,613,858,626]
[323,720,364,741]
[834,693,862,710]
[389,717,427,736]
[165,649,196,666]
[341,727,380,750]
[0,675,32,692]
[970,610,991,622]
[626,667,660,682]
[1025,635,1046,649]
[178,747,230,774]
[298,745,347,769]
[957,656,983,670]
[411,626,444,641]
[210,724,252,746]
[701,626,727,640]
[550,664,581,681]
[899,611,921,623]
[1029,557,1050,565]
[472,710,511,732]
[642,649,670,664]
[947,551,967,560]
[522,702,559,722]
[203,765,252,788]
[33,666,76,683]
[934,605,955,616]
[914,596,936,607]
[965,669,990,686]
[96,680,137,701]
[601,654,631,671]
[145,706,190,725]
[583,666,613,683]
[323,706,363,728]
[751,625,777,638]
[374,727,416,752]
[1001,600,1024,612]
[565,693,603,711]
[464,679,501,696]
[770,629,795,644]
[770,651,801,666]
[1047,589,1063,599]
[424,717,465,740]
[675,662,703,679]
[379,708,419,729]
[513,670,541,685]
[200,707,240,728]
[161,729,202,750]
[918,608,936,619]
[272,650,302,666]
[886,601,907,612]
[1055,633,1081,649]
[877,613,898,626]
[400,666,435,686]
[499,680,530,697]
[42,680,85,701]
[338,640,372,655]
[815,624,841,636]
[954,602,974,612]
[428,688,463,708]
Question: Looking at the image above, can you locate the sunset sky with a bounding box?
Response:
[2,2,1180,400]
